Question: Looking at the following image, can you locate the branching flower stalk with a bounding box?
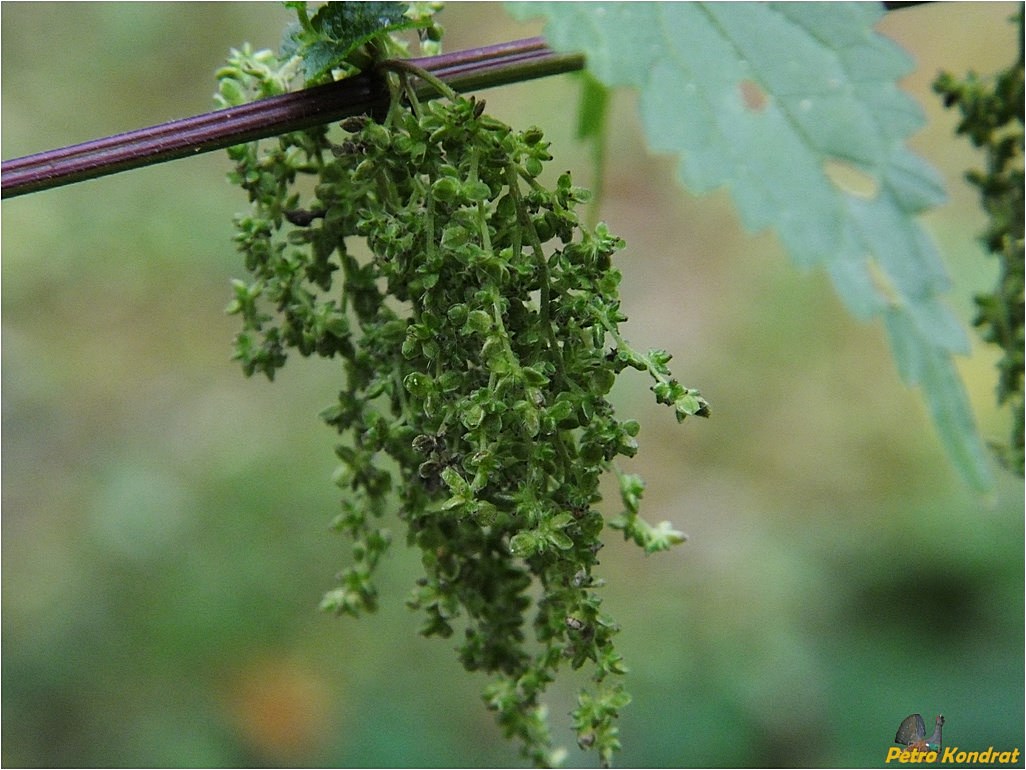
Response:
[219,3,707,766]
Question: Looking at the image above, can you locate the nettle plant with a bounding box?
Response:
[4,2,1020,767]
[207,2,1023,766]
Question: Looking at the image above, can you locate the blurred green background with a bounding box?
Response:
[2,3,1022,767]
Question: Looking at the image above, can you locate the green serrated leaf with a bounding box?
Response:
[312,1,407,42]
[297,2,419,81]
[883,310,993,490]
[301,40,350,81]
[509,1,993,489]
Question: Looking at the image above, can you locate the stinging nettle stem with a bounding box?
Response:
[0,0,926,199]
[1,38,584,200]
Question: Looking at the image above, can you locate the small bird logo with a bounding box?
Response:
[895,713,945,751]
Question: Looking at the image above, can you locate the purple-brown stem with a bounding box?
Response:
[1,38,584,199]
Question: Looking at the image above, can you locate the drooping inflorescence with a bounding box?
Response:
[217,5,706,765]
